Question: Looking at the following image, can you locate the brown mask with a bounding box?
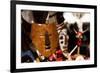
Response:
[31,23,59,57]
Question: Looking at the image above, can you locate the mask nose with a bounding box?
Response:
[45,31,51,49]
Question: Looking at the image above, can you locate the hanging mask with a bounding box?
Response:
[31,23,59,57]
[58,27,69,58]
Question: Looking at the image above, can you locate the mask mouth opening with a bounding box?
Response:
[45,31,51,50]
[63,45,68,49]
[63,50,68,53]
[45,45,51,50]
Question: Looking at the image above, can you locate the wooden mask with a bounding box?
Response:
[31,23,59,57]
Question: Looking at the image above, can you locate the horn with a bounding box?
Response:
[21,10,34,24]
[45,12,49,24]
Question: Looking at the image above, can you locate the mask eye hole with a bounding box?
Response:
[59,36,63,39]
[60,41,63,44]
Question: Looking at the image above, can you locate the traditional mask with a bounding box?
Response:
[58,28,69,57]
[57,23,69,58]
[31,23,59,57]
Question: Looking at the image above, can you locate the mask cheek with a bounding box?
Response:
[60,40,64,49]
[32,36,45,54]
[51,35,58,49]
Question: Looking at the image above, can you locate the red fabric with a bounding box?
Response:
[77,39,82,46]
[76,32,83,46]
[49,50,63,61]
[56,57,63,61]
[56,50,62,54]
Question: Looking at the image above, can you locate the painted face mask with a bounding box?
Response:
[59,29,69,56]
[31,23,59,57]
